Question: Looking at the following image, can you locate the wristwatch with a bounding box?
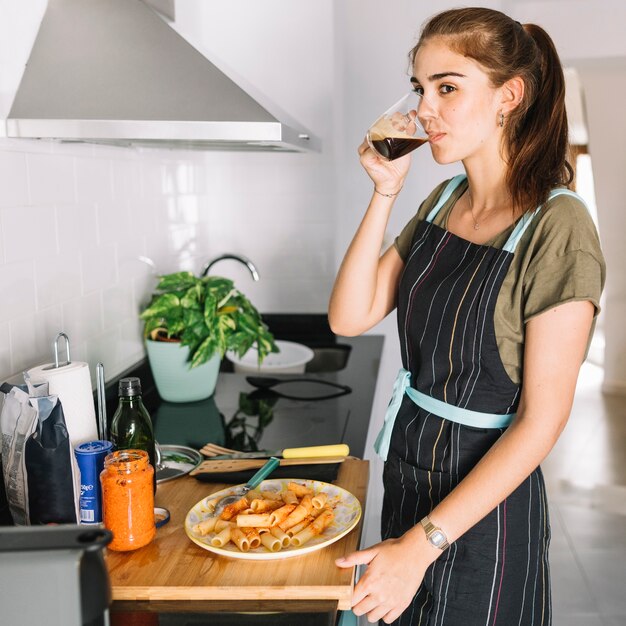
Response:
[420,516,450,551]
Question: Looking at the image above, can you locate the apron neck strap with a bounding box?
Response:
[503,188,588,253]
[425,174,467,223]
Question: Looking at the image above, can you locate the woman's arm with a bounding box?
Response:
[328,140,411,336]
[337,299,595,623]
[423,299,595,543]
[328,221,404,337]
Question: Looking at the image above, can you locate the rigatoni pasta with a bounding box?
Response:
[236,513,272,528]
[250,498,283,513]
[191,481,343,553]
[312,492,328,509]
[230,527,250,551]
[291,508,335,547]
[287,481,312,498]
[269,503,296,526]
[260,532,283,552]
[269,525,291,547]
[281,490,298,505]
[192,515,218,536]
[211,525,232,548]
[278,495,314,531]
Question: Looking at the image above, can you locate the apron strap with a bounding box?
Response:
[425,174,467,223]
[405,387,515,429]
[503,188,588,253]
[374,369,515,461]
[373,369,411,462]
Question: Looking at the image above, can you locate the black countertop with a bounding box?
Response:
[103,315,384,459]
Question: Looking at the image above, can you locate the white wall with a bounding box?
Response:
[0,0,337,384]
[505,0,626,392]
[575,59,626,394]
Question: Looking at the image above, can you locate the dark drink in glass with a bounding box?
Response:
[369,136,428,160]
[366,91,429,161]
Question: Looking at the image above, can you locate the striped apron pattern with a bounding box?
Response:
[378,176,582,625]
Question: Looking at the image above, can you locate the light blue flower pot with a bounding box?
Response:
[145,339,221,403]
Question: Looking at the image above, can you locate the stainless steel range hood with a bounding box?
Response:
[5,0,319,152]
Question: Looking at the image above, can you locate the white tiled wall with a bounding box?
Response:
[0,138,336,384]
[0,0,337,386]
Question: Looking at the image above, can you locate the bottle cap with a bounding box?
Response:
[119,377,142,397]
[74,440,113,455]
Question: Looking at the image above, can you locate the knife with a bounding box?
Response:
[200,443,350,460]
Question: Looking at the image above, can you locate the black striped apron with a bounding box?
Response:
[376,175,582,626]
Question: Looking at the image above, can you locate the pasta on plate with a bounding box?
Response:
[184,478,362,561]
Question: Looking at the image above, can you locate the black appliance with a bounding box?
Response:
[0,525,112,626]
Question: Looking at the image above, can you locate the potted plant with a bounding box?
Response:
[140,271,277,402]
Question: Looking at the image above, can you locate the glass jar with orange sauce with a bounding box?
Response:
[100,449,155,551]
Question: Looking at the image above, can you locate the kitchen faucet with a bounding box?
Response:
[201,254,260,281]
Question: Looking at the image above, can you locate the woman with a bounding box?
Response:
[330,7,605,626]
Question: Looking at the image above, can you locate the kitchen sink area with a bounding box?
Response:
[219,314,353,374]
[101,314,382,460]
[306,344,351,373]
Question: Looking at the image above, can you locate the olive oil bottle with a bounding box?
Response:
[110,377,157,493]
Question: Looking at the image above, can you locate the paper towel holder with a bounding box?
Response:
[42,332,72,371]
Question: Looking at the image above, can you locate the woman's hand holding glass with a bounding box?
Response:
[366,91,428,161]
[361,90,428,196]
[358,137,410,196]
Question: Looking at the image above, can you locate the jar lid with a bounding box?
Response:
[119,377,142,396]
[154,507,170,528]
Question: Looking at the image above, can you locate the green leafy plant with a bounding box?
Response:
[140,271,277,368]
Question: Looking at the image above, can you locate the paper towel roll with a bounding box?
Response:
[27,361,98,446]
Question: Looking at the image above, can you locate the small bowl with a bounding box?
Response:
[226,340,314,374]
[154,507,170,528]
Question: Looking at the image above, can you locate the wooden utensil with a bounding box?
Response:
[190,456,348,476]
[201,443,349,459]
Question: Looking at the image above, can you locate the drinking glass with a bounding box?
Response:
[366,91,428,161]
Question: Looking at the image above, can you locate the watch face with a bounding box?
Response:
[430,530,446,547]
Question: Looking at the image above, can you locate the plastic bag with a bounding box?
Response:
[0,378,80,525]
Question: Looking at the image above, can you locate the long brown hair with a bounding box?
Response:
[410,8,574,213]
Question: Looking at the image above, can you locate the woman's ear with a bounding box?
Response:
[501,76,525,115]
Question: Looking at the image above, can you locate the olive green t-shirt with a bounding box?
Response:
[394,178,606,384]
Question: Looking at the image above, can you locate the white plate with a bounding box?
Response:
[226,340,314,374]
[184,478,361,560]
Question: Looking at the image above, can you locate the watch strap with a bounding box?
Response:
[420,515,450,551]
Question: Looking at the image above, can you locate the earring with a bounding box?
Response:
[499,112,505,128]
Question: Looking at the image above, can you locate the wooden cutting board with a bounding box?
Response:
[106,458,369,610]
[190,456,347,475]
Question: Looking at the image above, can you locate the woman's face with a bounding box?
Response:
[412,37,503,165]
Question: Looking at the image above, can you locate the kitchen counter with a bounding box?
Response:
[103,317,383,623]
[109,458,368,624]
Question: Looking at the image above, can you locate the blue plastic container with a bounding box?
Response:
[74,440,113,524]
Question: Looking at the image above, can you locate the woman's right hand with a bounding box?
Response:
[358,137,411,196]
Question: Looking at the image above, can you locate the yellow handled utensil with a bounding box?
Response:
[201,443,350,459]
[282,444,349,458]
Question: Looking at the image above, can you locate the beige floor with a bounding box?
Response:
[543,361,626,625]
